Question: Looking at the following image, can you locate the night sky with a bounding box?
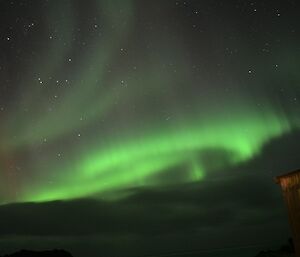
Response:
[0,0,299,256]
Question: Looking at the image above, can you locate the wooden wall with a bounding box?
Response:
[278,172,300,257]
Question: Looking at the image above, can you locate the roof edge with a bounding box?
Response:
[275,169,300,182]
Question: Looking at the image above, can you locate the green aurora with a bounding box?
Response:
[22,108,295,202]
[0,0,299,204]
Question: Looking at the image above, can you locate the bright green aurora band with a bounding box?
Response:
[0,0,299,204]
[22,111,296,202]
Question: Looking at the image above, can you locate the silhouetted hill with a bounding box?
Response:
[255,239,295,256]
[1,249,73,257]
[255,251,295,257]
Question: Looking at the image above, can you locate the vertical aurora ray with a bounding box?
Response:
[2,0,135,150]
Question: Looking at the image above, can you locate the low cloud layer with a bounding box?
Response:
[1,130,299,256]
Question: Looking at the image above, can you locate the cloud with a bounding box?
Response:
[1,129,299,257]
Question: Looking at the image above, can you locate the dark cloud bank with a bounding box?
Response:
[1,130,300,257]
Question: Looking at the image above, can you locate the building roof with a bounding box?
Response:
[275,169,300,183]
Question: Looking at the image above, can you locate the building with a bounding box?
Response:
[275,169,300,257]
